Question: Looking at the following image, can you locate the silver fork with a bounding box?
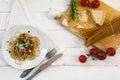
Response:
[20,48,57,78]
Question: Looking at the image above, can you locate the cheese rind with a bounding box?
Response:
[90,10,106,25]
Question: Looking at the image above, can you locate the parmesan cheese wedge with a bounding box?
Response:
[90,10,106,25]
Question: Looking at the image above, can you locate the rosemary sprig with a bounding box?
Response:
[70,0,78,22]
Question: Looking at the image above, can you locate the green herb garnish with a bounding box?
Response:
[20,34,25,39]
[70,0,78,22]
[15,53,21,57]
[23,57,26,60]
[6,41,9,43]
[29,52,33,56]
[30,40,33,44]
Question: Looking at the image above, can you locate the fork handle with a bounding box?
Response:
[20,67,34,78]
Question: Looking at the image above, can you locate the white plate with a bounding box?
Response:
[1,25,48,70]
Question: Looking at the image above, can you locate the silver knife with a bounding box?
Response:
[25,53,63,80]
[20,48,57,78]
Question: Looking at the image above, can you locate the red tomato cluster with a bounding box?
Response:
[80,0,100,8]
[79,47,116,63]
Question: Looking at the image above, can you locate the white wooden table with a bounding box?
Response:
[0,0,120,80]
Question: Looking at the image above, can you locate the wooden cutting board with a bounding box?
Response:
[58,0,120,51]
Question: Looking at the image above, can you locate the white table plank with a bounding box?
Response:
[0,0,120,80]
[7,0,30,29]
[0,0,14,30]
[25,0,69,13]
[53,47,120,66]
[43,30,84,48]
[0,0,14,12]
[0,31,10,66]
[0,13,9,30]
[0,66,120,80]
[104,0,120,10]
[32,13,65,30]
[0,66,22,80]
[32,66,120,80]
[25,0,120,13]
[0,47,120,66]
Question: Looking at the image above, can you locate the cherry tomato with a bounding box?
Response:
[97,52,106,60]
[79,55,87,63]
[81,0,89,7]
[91,0,100,8]
[106,48,116,56]
[19,50,24,54]
[24,37,30,43]
[89,48,98,56]
[19,50,30,54]
[24,50,30,54]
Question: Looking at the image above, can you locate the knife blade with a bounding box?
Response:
[25,53,63,80]
[20,48,57,78]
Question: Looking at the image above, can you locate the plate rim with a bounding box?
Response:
[1,25,48,70]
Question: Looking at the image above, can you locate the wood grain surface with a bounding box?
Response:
[58,0,120,51]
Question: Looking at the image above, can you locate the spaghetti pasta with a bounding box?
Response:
[8,32,40,64]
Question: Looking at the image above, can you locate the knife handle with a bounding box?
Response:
[25,69,42,80]
[20,48,57,78]
[20,68,34,78]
